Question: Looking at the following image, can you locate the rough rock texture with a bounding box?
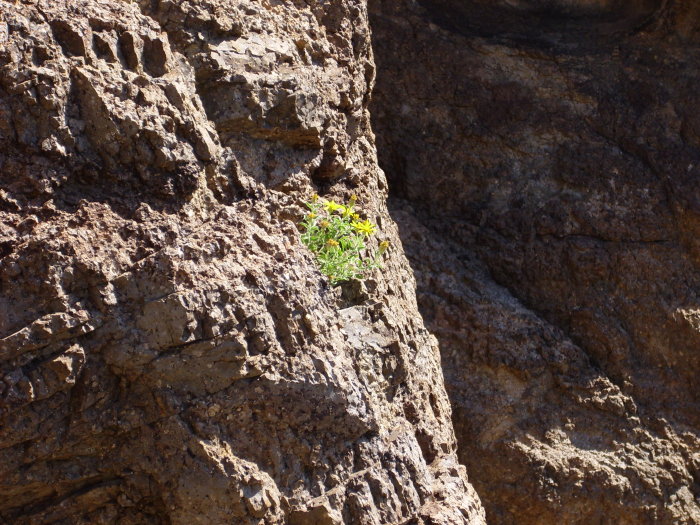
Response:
[369,0,700,523]
[0,1,485,523]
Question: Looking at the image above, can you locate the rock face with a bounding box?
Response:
[0,1,485,523]
[369,0,700,523]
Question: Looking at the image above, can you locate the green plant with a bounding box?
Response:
[300,194,389,285]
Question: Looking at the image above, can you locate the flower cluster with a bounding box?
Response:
[300,194,389,284]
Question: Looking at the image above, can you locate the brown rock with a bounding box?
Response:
[370,0,700,523]
[0,0,484,524]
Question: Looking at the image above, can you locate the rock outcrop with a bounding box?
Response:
[369,0,700,523]
[0,1,485,523]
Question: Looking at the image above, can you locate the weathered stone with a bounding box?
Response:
[143,36,171,78]
[0,1,484,523]
[370,0,700,523]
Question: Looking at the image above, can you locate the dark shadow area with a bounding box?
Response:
[370,0,700,521]
[420,0,665,50]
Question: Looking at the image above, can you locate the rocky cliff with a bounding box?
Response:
[369,0,700,523]
[4,0,700,523]
[0,1,485,523]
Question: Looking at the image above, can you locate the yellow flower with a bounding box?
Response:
[342,206,353,218]
[352,213,360,220]
[379,240,390,253]
[352,219,377,236]
[326,239,340,247]
[308,213,317,219]
[319,220,330,228]
[324,200,345,214]
[349,194,358,203]
[311,194,319,202]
